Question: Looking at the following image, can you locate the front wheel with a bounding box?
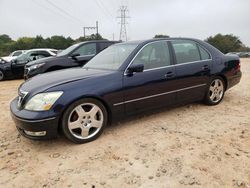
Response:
[0,70,4,81]
[61,98,108,144]
[204,77,225,105]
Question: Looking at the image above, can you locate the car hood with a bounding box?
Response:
[20,68,113,93]
[1,56,15,63]
[26,56,61,67]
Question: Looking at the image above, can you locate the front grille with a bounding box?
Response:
[17,90,28,108]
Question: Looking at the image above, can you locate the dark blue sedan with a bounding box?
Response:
[10,38,242,143]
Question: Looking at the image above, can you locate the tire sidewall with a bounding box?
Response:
[61,98,108,144]
[205,76,225,105]
[0,70,4,81]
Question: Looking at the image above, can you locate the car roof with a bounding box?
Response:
[77,40,119,45]
[24,48,57,53]
[120,37,205,46]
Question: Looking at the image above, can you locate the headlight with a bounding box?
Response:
[24,91,63,111]
[29,63,45,70]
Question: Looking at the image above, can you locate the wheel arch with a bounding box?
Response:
[216,74,228,91]
[58,95,112,132]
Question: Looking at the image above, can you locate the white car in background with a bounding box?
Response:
[1,50,26,62]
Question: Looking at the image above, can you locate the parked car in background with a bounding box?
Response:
[0,49,57,81]
[10,38,241,144]
[1,50,26,62]
[24,40,119,79]
[226,52,250,58]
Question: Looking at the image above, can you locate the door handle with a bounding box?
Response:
[165,71,175,79]
[202,65,209,71]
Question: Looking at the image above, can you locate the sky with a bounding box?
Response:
[0,0,249,46]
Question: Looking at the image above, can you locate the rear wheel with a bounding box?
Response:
[61,98,108,144]
[0,70,4,81]
[204,77,225,105]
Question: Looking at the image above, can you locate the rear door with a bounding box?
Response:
[170,40,212,103]
[122,41,178,115]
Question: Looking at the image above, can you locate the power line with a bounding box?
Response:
[32,0,71,21]
[117,5,129,41]
[93,0,114,22]
[44,0,85,25]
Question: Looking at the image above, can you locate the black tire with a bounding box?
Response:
[0,70,4,81]
[61,98,108,144]
[204,77,225,106]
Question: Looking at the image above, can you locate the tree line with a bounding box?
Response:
[0,33,249,57]
[154,33,250,54]
[0,34,104,57]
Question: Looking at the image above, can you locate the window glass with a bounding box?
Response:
[57,43,81,57]
[172,40,200,64]
[132,41,171,70]
[74,43,96,56]
[12,51,22,56]
[15,52,31,64]
[99,42,111,51]
[199,46,210,60]
[85,43,138,70]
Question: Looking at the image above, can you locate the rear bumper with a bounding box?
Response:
[227,71,242,90]
[10,98,59,140]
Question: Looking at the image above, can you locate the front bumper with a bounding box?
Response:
[10,98,59,140]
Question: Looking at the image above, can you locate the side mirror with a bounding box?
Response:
[126,64,144,75]
[70,53,80,60]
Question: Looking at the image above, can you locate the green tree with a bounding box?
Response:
[0,34,12,44]
[205,34,243,53]
[0,33,105,56]
[154,34,170,38]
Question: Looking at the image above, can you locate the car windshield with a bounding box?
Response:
[15,52,29,61]
[57,43,81,57]
[84,43,138,70]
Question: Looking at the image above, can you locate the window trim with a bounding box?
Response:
[124,40,172,75]
[170,40,212,65]
[124,40,212,75]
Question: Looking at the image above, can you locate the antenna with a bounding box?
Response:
[117,6,129,41]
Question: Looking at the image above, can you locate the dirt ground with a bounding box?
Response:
[0,59,249,188]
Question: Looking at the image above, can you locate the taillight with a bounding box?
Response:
[235,62,241,71]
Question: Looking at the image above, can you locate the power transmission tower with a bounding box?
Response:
[117,6,129,41]
[83,21,99,38]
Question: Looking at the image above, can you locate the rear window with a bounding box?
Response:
[199,46,211,60]
[171,40,211,64]
[171,40,200,64]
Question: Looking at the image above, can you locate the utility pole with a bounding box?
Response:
[117,6,129,41]
[83,21,99,38]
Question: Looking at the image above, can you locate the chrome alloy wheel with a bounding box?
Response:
[209,79,224,103]
[68,103,104,140]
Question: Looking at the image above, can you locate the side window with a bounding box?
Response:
[99,42,111,51]
[132,41,171,70]
[171,40,200,64]
[74,43,96,56]
[13,51,22,56]
[199,46,211,60]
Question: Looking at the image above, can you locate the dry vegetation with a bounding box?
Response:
[0,59,249,188]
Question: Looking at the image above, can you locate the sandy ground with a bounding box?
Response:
[0,59,249,188]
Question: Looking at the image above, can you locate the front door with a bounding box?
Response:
[123,41,178,115]
[70,43,97,67]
